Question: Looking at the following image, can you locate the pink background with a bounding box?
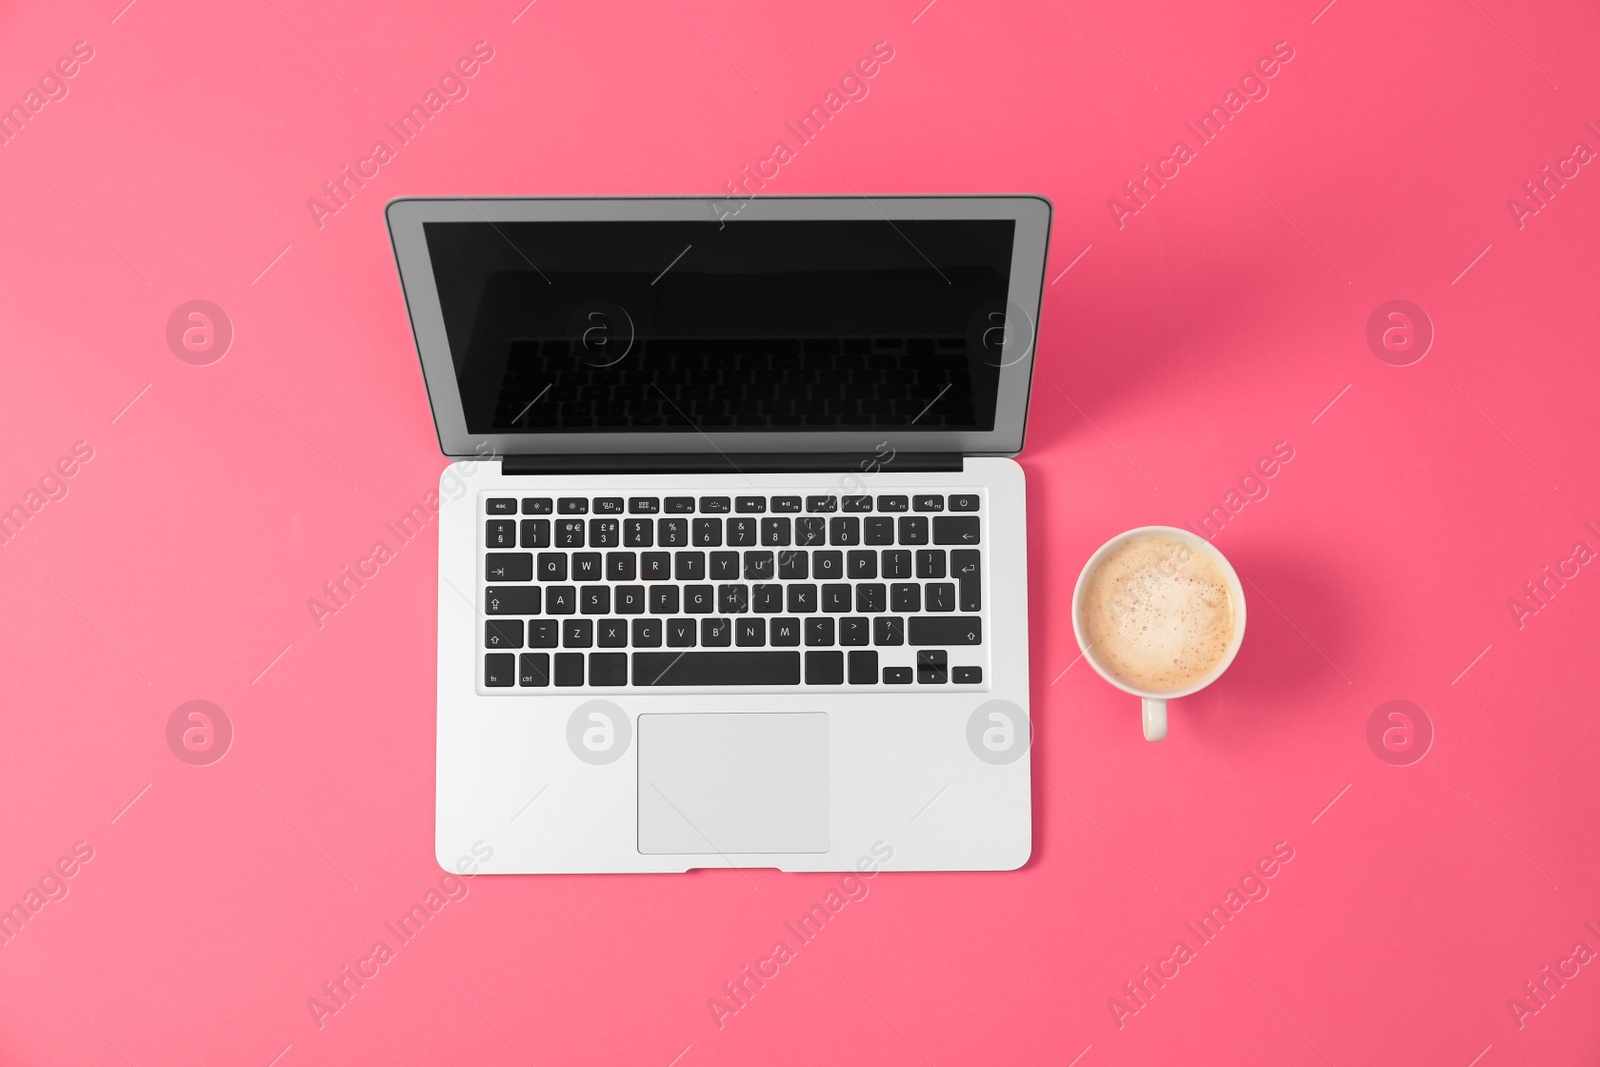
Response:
[2,0,1599,1063]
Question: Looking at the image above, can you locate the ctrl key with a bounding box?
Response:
[484,653,515,687]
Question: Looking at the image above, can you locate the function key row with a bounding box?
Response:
[488,494,980,517]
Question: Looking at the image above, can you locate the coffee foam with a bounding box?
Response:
[1080,535,1235,693]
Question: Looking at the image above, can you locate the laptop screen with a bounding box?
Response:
[421,219,1016,436]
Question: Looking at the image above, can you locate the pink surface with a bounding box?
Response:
[2,0,1598,1063]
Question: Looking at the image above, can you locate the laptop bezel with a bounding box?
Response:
[386,195,1051,459]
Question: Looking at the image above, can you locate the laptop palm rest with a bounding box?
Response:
[637,713,830,855]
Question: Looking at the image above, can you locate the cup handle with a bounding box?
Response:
[1142,698,1167,742]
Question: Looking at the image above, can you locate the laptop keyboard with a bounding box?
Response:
[478,491,987,690]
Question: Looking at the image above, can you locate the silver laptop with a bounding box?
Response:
[387,195,1049,873]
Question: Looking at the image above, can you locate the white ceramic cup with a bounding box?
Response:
[1071,525,1247,741]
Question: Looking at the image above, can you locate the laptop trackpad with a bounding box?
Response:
[637,713,829,855]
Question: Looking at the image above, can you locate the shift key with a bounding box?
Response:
[485,553,533,581]
[908,616,982,645]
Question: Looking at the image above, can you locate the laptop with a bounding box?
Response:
[386,195,1049,873]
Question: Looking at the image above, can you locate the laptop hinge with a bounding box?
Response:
[499,452,964,476]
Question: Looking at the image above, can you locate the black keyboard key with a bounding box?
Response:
[554,652,584,686]
[487,498,517,515]
[537,553,567,582]
[778,550,809,580]
[864,517,895,545]
[558,498,588,514]
[522,497,553,514]
[485,586,539,615]
[736,496,767,513]
[518,652,550,686]
[485,653,515,686]
[848,649,878,683]
[916,549,946,578]
[545,587,576,615]
[806,495,838,513]
[917,650,948,684]
[702,618,732,646]
[675,551,706,581]
[736,618,766,646]
[590,518,620,547]
[623,519,654,547]
[563,619,593,647]
[842,495,873,512]
[520,519,551,548]
[873,617,904,645]
[822,584,852,612]
[933,516,980,546]
[580,587,609,615]
[667,618,696,646]
[882,550,912,578]
[855,584,886,613]
[684,585,714,613]
[641,552,672,581]
[597,619,628,647]
[556,519,586,548]
[629,497,660,514]
[665,496,695,513]
[772,496,802,513]
[891,583,921,613]
[770,617,801,646]
[594,497,624,515]
[616,585,646,614]
[883,666,912,684]
[806,650,844,684]
[847,550,877,578]
[805,618,834,646]
[485,619,522,649]
[589,652,627,685]
[898,516,929,544]
[572,553,603,582]
[486,519,517,548]
[650,586,680,614]
[949,494,980,512]
[813,551,843,581]
[659,518,689,547]
[876,495,908,512]
[693,518,722,547]
[953,550,979,607]
[699,497,731,514]
[788,584,817,613]
[744,551,775,580]
[909,616,982,645]
[710,551,740,580]
[753,584,783,613]
[633,651,800,685]
[718,584,749,614]
[606,552,637,582]
[926,583,956,612]
[727,517,757,546]
[632,619,662,647]
[486,553,533,582]
[829,517,860,546]
[761,517,792,546]
[839,617,869,646]
[913,495,944,512]
[795,517,825,546]
[953,666,982,683]
[527,620,559,647]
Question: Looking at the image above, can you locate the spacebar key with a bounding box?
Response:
[908,617,983,645]
[632,651,801,685]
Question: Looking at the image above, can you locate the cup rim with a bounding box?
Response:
[1070,525,1248,700]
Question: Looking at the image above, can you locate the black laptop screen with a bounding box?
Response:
[421,218,1016,435]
